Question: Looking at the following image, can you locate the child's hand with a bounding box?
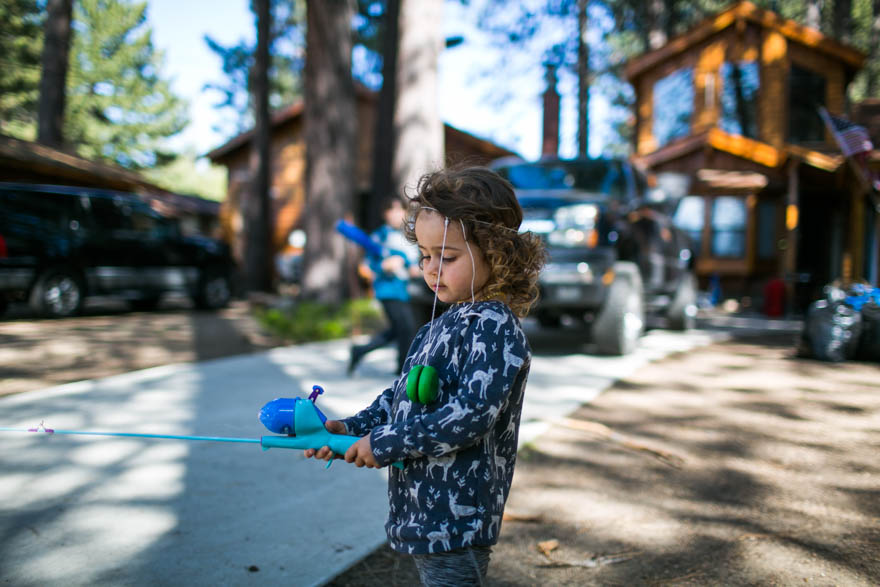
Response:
[344,435,378,468]
[303,420,347,461]
[381,255,405,274]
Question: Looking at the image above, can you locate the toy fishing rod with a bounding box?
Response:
[0,385,403,470]
[335,219,408,260]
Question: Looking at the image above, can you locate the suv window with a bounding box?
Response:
[85,195,129,231]
[495,159,627,199]
[0,188,78,232]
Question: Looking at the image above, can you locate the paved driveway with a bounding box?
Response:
[0,317,745,586]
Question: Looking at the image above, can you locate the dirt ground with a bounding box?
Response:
[330,332,880,586]
[0,298,280,397]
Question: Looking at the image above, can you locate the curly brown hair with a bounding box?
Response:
[403,166,547,317]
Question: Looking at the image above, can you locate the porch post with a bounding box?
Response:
[783,158,800,312]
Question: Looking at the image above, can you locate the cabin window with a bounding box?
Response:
[720,61,759,139]
[674,195,705,256]
[711,196,747,258]
[653,67,694,147]
[788,64,826,143]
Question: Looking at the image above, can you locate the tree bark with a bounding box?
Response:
[37,0,73,149]
[393,0,444,198]
[833,0,853,44]
[244,0,273,293]
[368,0,401,231]
[301,0,356,303]
[868,0,880,97]
[577,0,590,157]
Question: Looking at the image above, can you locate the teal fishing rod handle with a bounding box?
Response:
[259,433,356,455]
[260,435,404,470]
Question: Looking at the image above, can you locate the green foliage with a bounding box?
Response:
[203,0,304,136]
[843,0,880,100]
[141,150,228,201]
[64,0,188,169]
[0,0,43,139]
[255,298,385,343]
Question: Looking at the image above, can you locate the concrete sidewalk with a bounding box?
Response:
[0,323,750,586]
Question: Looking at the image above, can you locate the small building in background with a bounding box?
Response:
[625,0,878,311]
[0,134,221,237]
[206,86,518,268]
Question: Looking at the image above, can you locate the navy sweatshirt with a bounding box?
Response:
[341,301,531,554]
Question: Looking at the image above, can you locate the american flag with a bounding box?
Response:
[819,107,874,157]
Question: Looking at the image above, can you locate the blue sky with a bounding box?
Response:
[147,0,608,161]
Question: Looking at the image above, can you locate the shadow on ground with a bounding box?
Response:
[329,331,880,586]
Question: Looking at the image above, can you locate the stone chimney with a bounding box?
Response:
[541,63,560,157]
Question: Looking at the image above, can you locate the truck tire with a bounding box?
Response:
[592,264,645,355]
[29,267,85,318]
[666,273,698,331]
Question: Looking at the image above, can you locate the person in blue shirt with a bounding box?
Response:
[348,198,419,375]
[310,166,546,586]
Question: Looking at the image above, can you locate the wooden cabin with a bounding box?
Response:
[206,87,517,266]
[625,0,879,311]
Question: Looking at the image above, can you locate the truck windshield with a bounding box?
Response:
[495,160,625,198]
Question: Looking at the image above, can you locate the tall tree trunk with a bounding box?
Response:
[833,0,853,44]
[393,0,444,197]
[577,0,590,157]
[301,0,356,303]
[244,0,273,293]
[805,0,823,31]
[37,0,73,149]
[368,0,401,231]
[869,0,880,97]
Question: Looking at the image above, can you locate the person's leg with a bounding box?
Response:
[348,299,396,374]
[382,299,417,373]
[411,546,491,587]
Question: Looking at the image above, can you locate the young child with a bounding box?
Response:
[348,198,419,375]
[306,166,545,585]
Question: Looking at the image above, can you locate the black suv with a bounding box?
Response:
[408,157,697,355]
[0,183,235,317]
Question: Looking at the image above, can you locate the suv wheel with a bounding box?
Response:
[30,268,84,318]
[592,265,645,355]
[194,271,231,310]
[667,273,698,331]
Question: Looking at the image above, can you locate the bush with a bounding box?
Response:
[255,298,385,343]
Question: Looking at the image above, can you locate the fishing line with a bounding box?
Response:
[0,425,260,444]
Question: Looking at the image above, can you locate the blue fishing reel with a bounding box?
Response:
[258,386,327,435]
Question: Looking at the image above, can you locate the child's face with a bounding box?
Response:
[415,210,490,305]
[384,201,405,229]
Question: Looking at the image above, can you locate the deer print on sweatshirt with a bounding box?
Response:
[342,301,531,555]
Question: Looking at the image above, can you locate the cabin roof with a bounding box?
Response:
[625,0,866,82]
[632,128,844,174]
[205,86,517,164]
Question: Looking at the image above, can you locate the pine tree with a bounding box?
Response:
[203,0,304,137]
[0,0,43,139]
[64,0,188,169]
